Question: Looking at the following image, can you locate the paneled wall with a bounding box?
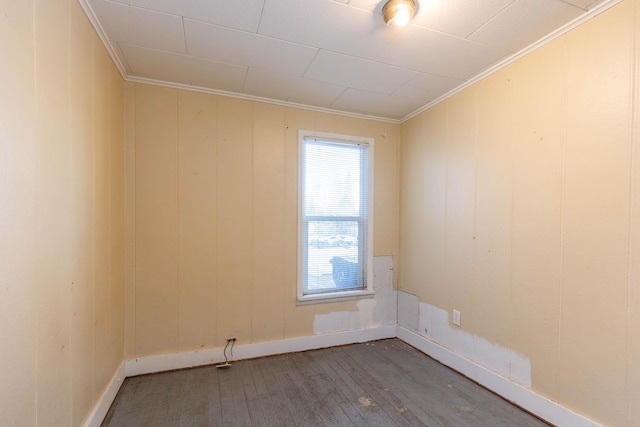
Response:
[0,0,124,426]
[125,83,400,358]
[399,1,640,425]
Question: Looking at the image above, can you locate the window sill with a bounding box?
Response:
[296,289,375,306]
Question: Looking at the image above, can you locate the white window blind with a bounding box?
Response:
[300,135,371,297]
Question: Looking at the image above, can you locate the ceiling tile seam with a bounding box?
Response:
[300,48,322,78]
[245,66,351,89]
[296,44,396,67]
[389,80,436,101]
[126,74,400,124]
[403,72,465,87]
[101,0,185,21]
[262,42,465,84]
[183,16,322,61]
[558,0,591,11]
[83,0,623,124]
[181,16,267,35]
[341,2,382,15]
[180,17,187,55]
[114,41,133,73]
[183,15,408,65]
[255,0,267,35]
[412,23,517,53]
[79,0,395,121]
[302,51,421,92]
[465,0,584,41]
[373,25,419,64]
[370,53,500,84]
[461,0,518,39]
[302,69,412,98]
[101,0,265,34]
[329,87,351,108]
[399,0,624,123]
[373,24,515,69]
[329,86,409,104]
[381,71,422,96]
[118,41,252,74]
[239,67,251,94]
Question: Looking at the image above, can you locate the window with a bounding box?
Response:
[298,130,374,303]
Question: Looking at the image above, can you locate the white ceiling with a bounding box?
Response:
[84,0,611,121]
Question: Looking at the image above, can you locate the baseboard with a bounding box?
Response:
[83,361,126,427]
[126,325,397,377]
[396,326,600,427]
[91,326,598,427]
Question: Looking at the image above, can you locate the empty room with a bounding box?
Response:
[2,0,640,425]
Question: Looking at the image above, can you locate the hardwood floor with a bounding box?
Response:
[102,339,549,426]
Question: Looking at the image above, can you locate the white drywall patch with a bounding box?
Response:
[419,302,474,361]
[371,255,396,324]
[398,291,531,388]
[397,327,599,427]
[509,348,533,388]
[397,290,419,330]
[313,256,397,334]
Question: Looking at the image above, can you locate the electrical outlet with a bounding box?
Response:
[453,310,461,327]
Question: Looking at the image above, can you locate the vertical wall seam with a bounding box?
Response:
[175,90,180,352]
[281,108,286,339]
[395,125,402,292]
[508,73,516,383]
[132,83,137,359]
[443,102,450,316]
[471,87,478,345]
[89,31,96,405]
[250,101,255,345]
[214,97,219,345]
[251,102,255,344]
[108,45,114,376]
[31,0,39,423]
[557,33,568,405]
[67,1,73,423]
[625,1,639,423]
[213,95,218,346]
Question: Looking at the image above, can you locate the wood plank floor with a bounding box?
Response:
[102,339,549,427]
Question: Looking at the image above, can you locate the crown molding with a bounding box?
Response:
[400,0,624,123]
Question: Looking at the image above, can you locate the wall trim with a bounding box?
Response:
[125,76,400,124]
[126,325,397,377]
[396,326,600,427]
[77,0,127,79]
[79,0,622,126]
[83,361,126,427]
[87,327,601,427]
[400,0,623,123]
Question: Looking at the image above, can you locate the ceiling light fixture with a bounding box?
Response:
[382,0,416,27]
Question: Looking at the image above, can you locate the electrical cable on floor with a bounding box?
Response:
[216,338,236,369]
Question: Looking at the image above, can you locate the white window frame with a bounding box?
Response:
[297,130,374,305]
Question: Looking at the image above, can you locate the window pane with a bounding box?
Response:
[304,141,363,217]
[306,220,360,292]
[299,132,371,300]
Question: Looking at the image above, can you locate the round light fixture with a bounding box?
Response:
[382,0,416,27]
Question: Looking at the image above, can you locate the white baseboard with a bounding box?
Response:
[84,361,126,427]
[126,325,397,377]
[89,326,599,427]
[396,326,600,427]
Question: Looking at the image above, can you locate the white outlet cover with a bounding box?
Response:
[453,309,461,326]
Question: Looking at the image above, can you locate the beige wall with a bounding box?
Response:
[399,1,640,425]
[125,83,400,358]
[6,0,638,425]
[0,1,125,426]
